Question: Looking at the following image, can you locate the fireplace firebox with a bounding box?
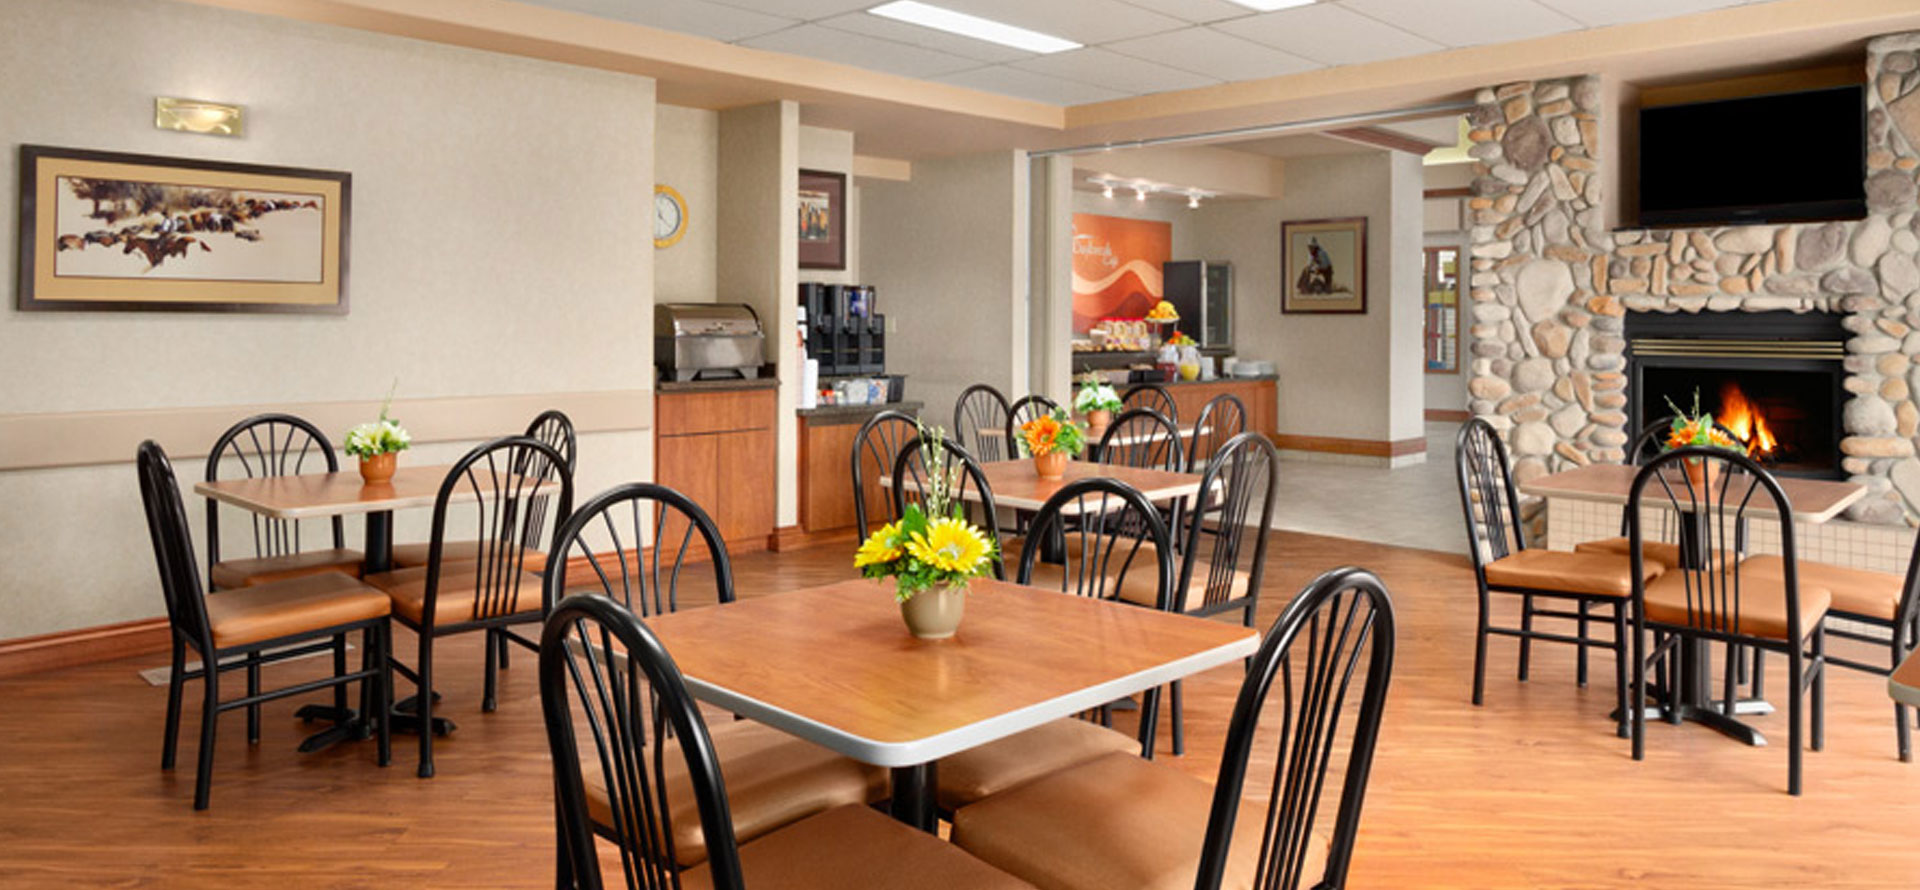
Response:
[1624,311,1846,479]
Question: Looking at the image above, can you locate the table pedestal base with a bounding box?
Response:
[888,763,938,833]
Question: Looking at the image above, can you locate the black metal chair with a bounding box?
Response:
[1577,414,1746,570]
[1626,447,1828,795]
[932,478,1174,815]
[541,594,1035,889]
[1121,382,1178,426]
[205,413,363,590]
[955,384,1013,463]
[890,437,1006,580]
[1455,418,1659,737]
[1095,406,1185,474]
[951,566,1396,890]
[1186,393,1248,474]
[850,409,923,539]
[393,409,577,571]
[1005,394,1061,453]
[138,440,392,810]
[364,435,573,777]
[542,484,889,883]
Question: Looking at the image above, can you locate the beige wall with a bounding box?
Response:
[654,104,718,303]
[0,0,656,638]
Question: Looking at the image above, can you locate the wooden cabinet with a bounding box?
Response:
[655,387,775,551]
[1161,378,1277,436]
[798,404,923,536]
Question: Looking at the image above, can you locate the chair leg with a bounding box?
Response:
[1751,648,1766,700]
[497,630,512,670]
[1788,650,1804,797]
[162,640,186,770]
[1895,641,1913,763]
[245,652,261,745]
[1472,591,1490,706]
[375,623,393,768]
[333,633,349,714]
[483,628,500,714]
[1517,594,1535,681]
[194,667,220,810]
[1631,617,1646,762]
[418,634,437,779]
[1169,680,1185,757]
[1576,600,1591,687]
[1613,609,1630,740]
[1810,631,1825,754]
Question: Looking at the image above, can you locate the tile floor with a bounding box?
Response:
[1273,422,1466,554]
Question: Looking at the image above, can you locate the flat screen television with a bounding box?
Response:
[1637,85,1866,228]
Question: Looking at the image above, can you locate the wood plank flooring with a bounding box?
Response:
[1,531,1915,888]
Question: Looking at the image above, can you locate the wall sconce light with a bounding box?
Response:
[155,97,245,137]
[1102,183,1114,199]
[1188,192,1202,209]
[1133,186,1148,202]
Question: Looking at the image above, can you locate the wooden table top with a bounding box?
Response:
[645,578,1258,767]
[1891,649,1920,709]
[1519,463,1866,524]
[194,465,477,519]
[885,459,1205,513]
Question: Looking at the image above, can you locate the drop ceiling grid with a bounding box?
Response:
[516,0,1770,105]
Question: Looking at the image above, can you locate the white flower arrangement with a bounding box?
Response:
[1072,379,1122,415]
[344,381,411,458]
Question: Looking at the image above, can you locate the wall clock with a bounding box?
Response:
[653,184,686,249]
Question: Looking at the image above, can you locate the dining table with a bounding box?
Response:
[884,457,1207,514]
[1521,462,1866,747]
[641,577,1260,831]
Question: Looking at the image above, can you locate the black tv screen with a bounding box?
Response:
[1638,85,1865,227]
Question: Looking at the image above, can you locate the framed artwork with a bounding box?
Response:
[1281,217,1366,314]
[1069,213,1171,334]
[797,168,846,271]
[17,144,350,314]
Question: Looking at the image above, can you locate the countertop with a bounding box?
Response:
[657,376,779,393]
[797,400,924,425]
[1158,374,1276,386]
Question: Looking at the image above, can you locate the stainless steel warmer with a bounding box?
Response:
[655,303,765,382]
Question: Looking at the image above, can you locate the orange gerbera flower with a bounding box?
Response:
[1022,415,1061,455]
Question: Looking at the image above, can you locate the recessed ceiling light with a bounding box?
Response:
[1224,0,1318,11]
[867,1,1081,54]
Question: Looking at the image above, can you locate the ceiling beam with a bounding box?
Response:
[1324,126,1446,156]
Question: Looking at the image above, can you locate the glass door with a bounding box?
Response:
[1423,246,1460,374]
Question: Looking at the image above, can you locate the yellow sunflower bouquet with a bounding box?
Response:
[853,425,998,602]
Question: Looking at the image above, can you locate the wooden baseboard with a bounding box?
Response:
[768,525,855,553]
[1425,409,1470,422]
[0,617,172,678]
[1269,433,1427,458]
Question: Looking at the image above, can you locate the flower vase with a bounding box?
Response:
[1032,450,1068,479]
[1085,409,1112,440]
[900,583,967,640]
[359,452,397,485]
[1683,457,1718,490]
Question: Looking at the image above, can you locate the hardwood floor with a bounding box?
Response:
[1,531,1915,888]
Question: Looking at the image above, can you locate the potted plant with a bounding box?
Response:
[344,386,411,485]
[854,425,998,639]
[1018,408,1085,479]
[1072,374,1122,438]
[1663,390,1744,488]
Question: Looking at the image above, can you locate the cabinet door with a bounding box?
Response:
[717,428,776,544]
[655,433,720,547]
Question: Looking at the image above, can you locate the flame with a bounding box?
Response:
[1718,381,1777,456]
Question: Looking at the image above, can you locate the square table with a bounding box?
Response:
[643,578,1259,830]
[195,464,456,574]
[888,458,1206,514]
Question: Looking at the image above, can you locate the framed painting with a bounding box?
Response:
[797,168,846,271]
[17,144,350,314]
[1282,217,1366,314]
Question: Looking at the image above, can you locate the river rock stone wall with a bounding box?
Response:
[1467,32,1920,525]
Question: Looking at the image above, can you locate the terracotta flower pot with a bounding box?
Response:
[359,452,397,485]
[900,583,967,640]
[1032,450,1068,479]
[1683,457,1719,490]
[1085,409,1112,439]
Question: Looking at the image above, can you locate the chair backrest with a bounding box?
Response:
[1195,566,1396,890]
[1097,407,1185,474]
[1017,477,1173,610]
[526,410,579,473]
[137,441,215,656]
[954,384,1012,463]
[1178,433,1278,616]
[204,413,345,583]
[1122,383,1179,426]
[544,483,733,619]
[890,437,1005,580]
[850,409,924,538]
[420,436,574,626]
[1627,447,1801,639]
[1005,394,1062,453]
[1187,394,1248,473]
[1454,418,1525,574]
[542,594,746,890]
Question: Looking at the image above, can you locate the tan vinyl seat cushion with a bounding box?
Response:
[1573,537,1685,570]
[952,751,1283,890]
[1641,569,1832,640]
[680,803,1035,890]
[1482,548,1663,598]
[205,571,390,648]
[389,540,549,574]
[585,719,889,868]
[363,566,545,625]
[936,717,1140,812]
[1739,555,1904,623]
[208,548,364,590]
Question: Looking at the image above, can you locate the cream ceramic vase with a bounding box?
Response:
[900,583,967,640]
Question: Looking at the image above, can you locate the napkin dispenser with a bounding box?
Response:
[655,303,765,382]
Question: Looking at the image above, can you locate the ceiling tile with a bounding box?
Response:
[1212,4,1446,67]
[927,0,1189,45]
[1103,26,1320,83]
[739,24,983,78]
[814,11,1038,63]
[526,0,795,42]
[1108,0,1262,24]
[1012,47,1219,95]
[1341,0,1580,48]
[938,65,1132,104]
[1533,0,1743,28]
[705,0,875,19]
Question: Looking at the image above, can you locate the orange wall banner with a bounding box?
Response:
[1070,213,1169,334]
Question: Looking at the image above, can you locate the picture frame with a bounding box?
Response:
[17,144,350,314]
[1281,216,1367,314]
[797,168,846,271]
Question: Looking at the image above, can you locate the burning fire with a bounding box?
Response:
[1718,381,1777,456]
